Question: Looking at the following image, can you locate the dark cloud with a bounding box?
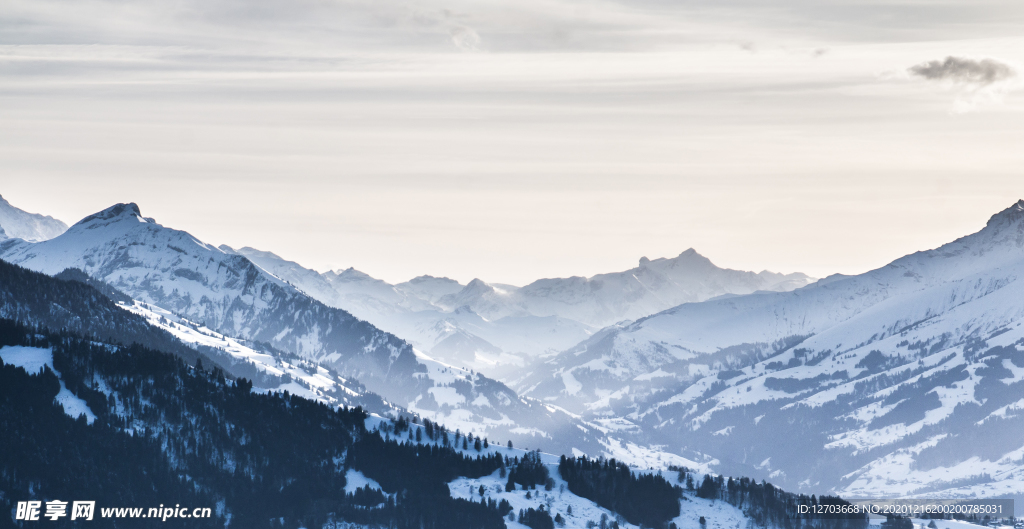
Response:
[908,56,1015,85]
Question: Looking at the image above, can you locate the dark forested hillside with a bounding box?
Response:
[0,319,510,529]
[685,468,869,529]
[558,455,682,528]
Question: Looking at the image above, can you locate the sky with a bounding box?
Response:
[2,0,1024,285]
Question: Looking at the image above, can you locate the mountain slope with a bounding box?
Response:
[522,200,1024,500]
[0,203,423,398]
[0,194,67,242]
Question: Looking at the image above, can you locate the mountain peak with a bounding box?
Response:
[970,199,1024,248]
[666,247,715,269]
[465,278,491,290]
[407,275,460,285]
[986,199,1024,228]
[75,203,143,226]
[637,249,708,269]
[0,194,70,242]
[237,246,284,261]
[329,267,378,282]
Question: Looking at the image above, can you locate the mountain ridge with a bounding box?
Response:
[0,194,68,243]
[234,242,815,377]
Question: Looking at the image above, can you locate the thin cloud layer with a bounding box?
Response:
[907,55,1019,113]
[908,56,1015,86]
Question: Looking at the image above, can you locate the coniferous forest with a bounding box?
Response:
[0,319,508,529]
[558,455,682,528]
[688,470,869,529]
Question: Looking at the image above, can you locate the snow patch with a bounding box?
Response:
[0,345,96,424]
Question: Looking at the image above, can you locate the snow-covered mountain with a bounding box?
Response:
[12,195,1024,504]
[521,200,1024,501]
[232,245,814,378]
[0,203,608,455]
[0,203,420,395]
[0,194,67,242]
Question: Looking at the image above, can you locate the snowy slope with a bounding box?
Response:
[127,291,606,454]
[0,194,67,242]
[521,200,1024,500]
[121,300,383,408]
[449,465,642,529]
[129,290,602,454]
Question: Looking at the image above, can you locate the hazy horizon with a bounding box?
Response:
[4,191,1024,286]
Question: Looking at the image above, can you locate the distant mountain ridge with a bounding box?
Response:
[233,245,815,378]
[431,248,815,329]
[0,194,67,242]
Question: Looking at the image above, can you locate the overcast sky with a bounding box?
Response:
[2,0,1024,285]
